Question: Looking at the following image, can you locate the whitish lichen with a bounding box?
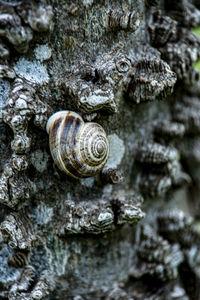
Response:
[14,59,49,84]
[34,44,52,62]
[0,79,10,110]
[31,150,49,173]
[33,202,54,226]
[81,177,95,187]
[106,134,125,169]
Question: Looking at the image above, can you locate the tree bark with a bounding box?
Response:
[0,0,200,299]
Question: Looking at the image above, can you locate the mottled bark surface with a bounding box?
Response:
[0,0,200,299]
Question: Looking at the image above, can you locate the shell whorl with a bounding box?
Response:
[46,111,109,179]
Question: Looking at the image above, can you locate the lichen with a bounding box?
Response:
[107,134,125,169]
[14,59,49,84]
[0,79,10,110]
[34,44,52,62]
[31,150,49,173]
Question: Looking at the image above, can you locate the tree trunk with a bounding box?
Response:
[0,0,200,299]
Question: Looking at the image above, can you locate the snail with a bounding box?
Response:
[46,111,109,179]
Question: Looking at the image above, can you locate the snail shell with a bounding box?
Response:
[46,111,109,179]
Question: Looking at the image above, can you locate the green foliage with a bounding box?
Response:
[193,60,200,73]
[192,27,200,76]
[192,26,200,36]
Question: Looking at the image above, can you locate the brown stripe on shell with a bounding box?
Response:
[49,117,64,171]
[70,116,86,172]
[67,115,85,176]
[49,117,62,147]
[60,114,84,178]
[60,114,74,145]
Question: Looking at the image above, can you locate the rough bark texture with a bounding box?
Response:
[0,0,200,299]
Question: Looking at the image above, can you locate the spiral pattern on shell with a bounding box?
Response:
[46,111,109,179]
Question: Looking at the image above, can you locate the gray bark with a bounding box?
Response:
[0,0,200,299]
